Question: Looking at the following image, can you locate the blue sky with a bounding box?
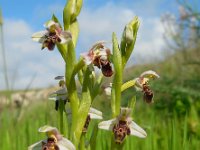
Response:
[0,0,179,90]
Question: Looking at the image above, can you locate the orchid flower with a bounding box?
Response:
[28,125,75,150]
[81,41,113,77]
[32,20,72,51]
[49,76,68,111]
[135,70,159,103]
[98,107,147,144]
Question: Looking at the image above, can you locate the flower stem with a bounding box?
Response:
[112,33,122,117]
[121,80,136,92]
[80,133,86,150]
[58,100,65,135]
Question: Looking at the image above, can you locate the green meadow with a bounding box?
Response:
[1,47,200,149]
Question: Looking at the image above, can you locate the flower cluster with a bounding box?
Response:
[29,1,160,149]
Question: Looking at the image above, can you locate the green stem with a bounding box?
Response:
[57,43,67,63]
[64,41,79,145]
[58,100,65,135]
[128,96,136,109]
[112,33,122,117]
[64,110,69,138]
[121,80,136,92]
[80,133,86,150]
[74,68,91,146]
[72,58,85,76]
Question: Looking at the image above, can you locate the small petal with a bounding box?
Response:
[81,51,94,65]
[44,20,56,28]
[58,138,76,150]
[89,107,102,116]
[129,121,147,138]
[90,40,106,51]
[38,125,58,133]
[98,50,108,58]
[89,113,102,119]
[140,70,160,79]
[98,118,117,131]
[28,140,44,150]
[32,31,47,43]
[59,31,72,44]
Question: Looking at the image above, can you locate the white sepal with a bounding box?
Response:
[31,31,47,43]
[98,118,117,131]
[58,138,76,150]
[59,31,72,44]
[89,107,102,116]
[89,113,103,119]
[28,140,44,150]
[129,121,147,138]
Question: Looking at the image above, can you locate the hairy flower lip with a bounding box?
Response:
[98,108,147,144]
[28,125,75,150]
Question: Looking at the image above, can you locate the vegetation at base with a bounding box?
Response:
[0,47,200,149]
